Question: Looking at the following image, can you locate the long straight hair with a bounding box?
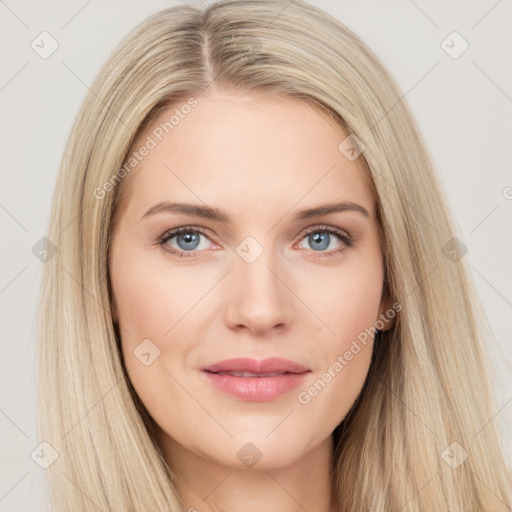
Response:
[36,0,512,510]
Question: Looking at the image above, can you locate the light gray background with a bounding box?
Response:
[1,0,511,510]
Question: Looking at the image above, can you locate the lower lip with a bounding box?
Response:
[202,371,310,401]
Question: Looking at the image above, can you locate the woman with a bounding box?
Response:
[35,0,512,510]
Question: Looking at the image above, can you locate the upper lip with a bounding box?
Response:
[201,357,310,374]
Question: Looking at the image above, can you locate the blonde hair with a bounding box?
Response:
[36,0,512,510]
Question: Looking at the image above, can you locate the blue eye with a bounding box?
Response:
[158,227,211,257]
[297,226,353,256]
[157,225,353,258]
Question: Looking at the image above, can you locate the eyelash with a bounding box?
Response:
[156,224,354,259]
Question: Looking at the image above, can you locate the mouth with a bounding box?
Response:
[206,371,297,377]
[201,358,311,402]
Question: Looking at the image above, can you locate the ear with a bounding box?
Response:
[376,291,397,332]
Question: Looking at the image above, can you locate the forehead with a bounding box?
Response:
[119,91,375,222]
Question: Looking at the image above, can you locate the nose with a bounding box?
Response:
[224,245,294,336]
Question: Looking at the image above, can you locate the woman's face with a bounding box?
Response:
[109,90,393,470]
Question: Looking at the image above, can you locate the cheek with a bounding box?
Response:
[109,245,217,417]
[110,251,182,429]
[297,251,383,425]
[110,246,210,341]
[314,250,383,342]
[296,306,377,435]
[297,343,373,438]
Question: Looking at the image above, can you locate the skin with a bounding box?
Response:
[109,88,394,512]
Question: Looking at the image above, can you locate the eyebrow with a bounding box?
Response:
[141,201,370,222]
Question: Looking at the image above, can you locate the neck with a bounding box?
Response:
[159,433,335,512]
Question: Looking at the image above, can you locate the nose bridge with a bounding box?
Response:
[225,236,293,333]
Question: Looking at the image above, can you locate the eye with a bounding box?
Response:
[295,225,353,257]
[156,224,354,259]
[157,226,215,258]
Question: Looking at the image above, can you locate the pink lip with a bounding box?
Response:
[201,357,311,402]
